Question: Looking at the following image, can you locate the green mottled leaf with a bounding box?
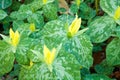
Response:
[60,51,81,80]
[42,20,93,69]
[0,41,15,75]
[64,35,93,69]
[19,44,80,80]
[27,11,44,29]
[19,63,41,80]
[15,34,34,65]
[84,74,112,80]
[87,16,116,43]
[0,10,7,20]
[106,38,120,66]
[100,0,117,17]
[10,5,32,20]
[0,0,12,9]
[27,0,43,11]
[115,26,120,38]
[42,20,65,48]
[43,3,58,20]
[70,3,78,14]
[79,2,96,19]
[100,0,120,25]
[58,14,74,26]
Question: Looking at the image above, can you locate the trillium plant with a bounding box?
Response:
[0,0,120,80]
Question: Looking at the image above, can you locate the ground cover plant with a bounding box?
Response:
[0,0,120,80]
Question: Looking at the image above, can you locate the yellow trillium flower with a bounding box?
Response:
[68,15,81,37]
[75,0,81,7]
[9,28,20,47]
[28,60,34,68]
[29,23,36,32]
[43,0,48,4]
[43,45,56,65]
[114,6,120,20]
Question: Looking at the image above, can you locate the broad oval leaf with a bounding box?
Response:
[42,20,65,48]
[64,35,93,69]
[106,38,120,66]
[19,63,41,80]
[0,0,12,9]
[27,11,44,29]
[0,10,7,20]
[100,0,120,25]
[0,41,15,75]
[19,50,80,80]
[87,16,116,43]
[43,3,58,20]
[42,20,93,69]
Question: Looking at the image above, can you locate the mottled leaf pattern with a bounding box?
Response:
[100,0,120,25]
[87,16,116,43]
[0,41,15,75]
[106,38,120,66]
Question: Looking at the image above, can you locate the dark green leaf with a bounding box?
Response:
[0,10,7,20]
[0,0,12,9]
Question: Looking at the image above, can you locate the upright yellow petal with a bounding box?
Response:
[43,0,48,4]
[71,18,81,35]
[30,60,34,67]
[44,45,51,65]
[68,15,81,37]
[75,0,81,7]
[29,23,36,32]
[49,48,56,65]
[9,28,15,39]
[69,15,78,32]
[12,31,20,47]
[43,45,56,65]
[44,45,50,59]
[114,6,120,20]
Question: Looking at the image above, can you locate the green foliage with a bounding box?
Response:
[95,60,114,75]
[100,0,120,25]
[79,2,96,20]
[87,16,116,43]
[84,74,112,80]
[27,11,44,29]
[0,41,15,76]
[43,3,58,20]
[0,0,12,9]
[0,0,120,80]
[106,38,120,66]
[42,20,93,69]
[0,10,7,20]
[19,44,80,80]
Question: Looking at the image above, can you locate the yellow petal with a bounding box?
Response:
[44,45,51,59]
[76,0,81,7]
[70,18,81,35]
[12,31,20,47]
[43,45,56,65]
[43,0,48,4]
[49,48,56,65]
[44,45,51,65]
[69,15,78,32]
[9,28,15,39]
[30,60,33,67]
[27,60,34,69]
[68,15,81,37]
[29,23,36,32]
[114,6,120,20]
